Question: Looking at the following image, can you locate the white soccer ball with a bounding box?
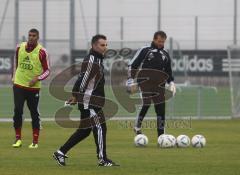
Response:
[158,134,176,148]
[176,135,191,148]
[134,134,148,147]
[191,135,206,148]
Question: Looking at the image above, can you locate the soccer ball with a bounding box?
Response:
[176,135,190,148]
[168,134,176,146]
[191,135,206,148]
[134,134,148,147]
[158,134,176,148]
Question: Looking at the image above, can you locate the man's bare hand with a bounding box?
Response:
[29,76,39,87]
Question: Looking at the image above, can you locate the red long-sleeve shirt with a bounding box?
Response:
[13,42,50,91]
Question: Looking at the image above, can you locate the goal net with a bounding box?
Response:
[227,45,240,118]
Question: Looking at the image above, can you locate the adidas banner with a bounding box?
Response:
[71,50,230,76]
[0,50,14,74]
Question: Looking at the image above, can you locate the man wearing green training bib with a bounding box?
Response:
[12,28,50,149]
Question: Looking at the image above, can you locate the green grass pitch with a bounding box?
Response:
[0,120,240,175]
[0,85,239,174]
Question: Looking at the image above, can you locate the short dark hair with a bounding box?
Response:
[153,31,167,39]
[91,34,107,45]
[29,28,39,36]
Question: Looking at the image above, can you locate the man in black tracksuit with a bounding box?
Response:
[53,34,119,167]
[127,31,176,137]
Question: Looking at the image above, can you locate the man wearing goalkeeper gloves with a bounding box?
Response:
[127,31,176,137]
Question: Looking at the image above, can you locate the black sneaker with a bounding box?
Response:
[133,127,142,135]
[98,158,120,167]
[53,151,68,166]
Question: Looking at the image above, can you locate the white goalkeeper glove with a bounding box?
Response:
[168,82,176,96]
[126,78,138,94]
